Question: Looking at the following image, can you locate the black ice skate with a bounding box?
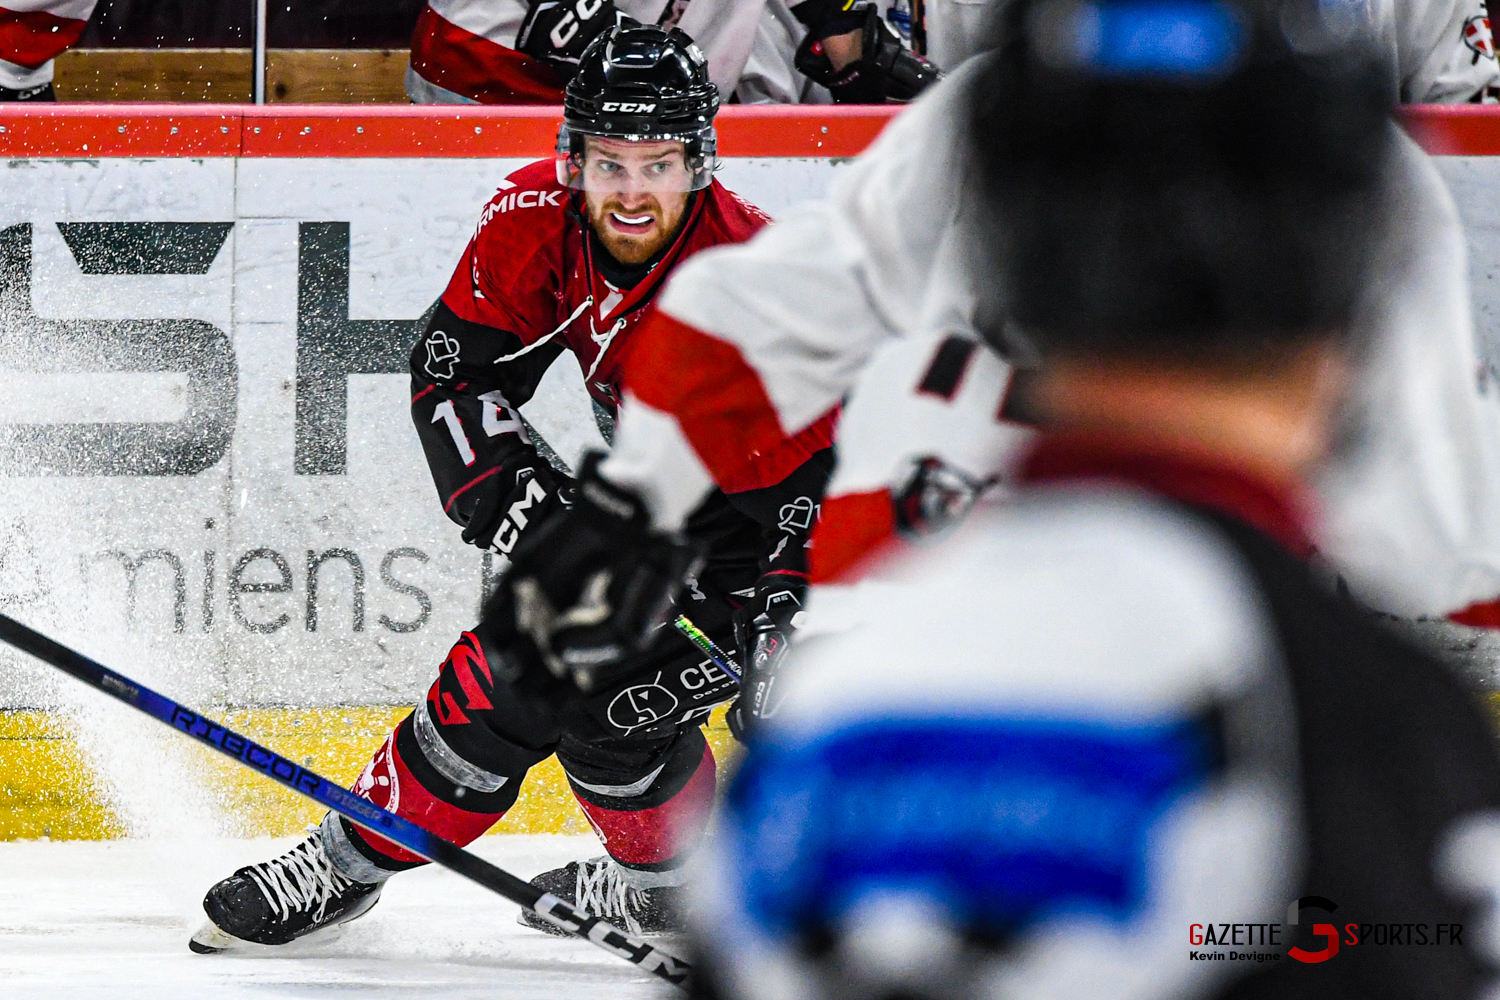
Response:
[189,824,384,953]
[519,856,684,937]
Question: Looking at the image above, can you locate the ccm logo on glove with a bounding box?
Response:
[492,476,549,554]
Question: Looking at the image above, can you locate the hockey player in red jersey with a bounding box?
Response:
[188,22,833,953]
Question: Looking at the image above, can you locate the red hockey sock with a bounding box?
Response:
[348,726,506,865]
[573,742,718,869]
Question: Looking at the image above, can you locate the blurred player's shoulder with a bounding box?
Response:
[788,484,1277,722]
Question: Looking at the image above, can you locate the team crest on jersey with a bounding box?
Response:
[1466,14,1495,62]
[778,495,818,533]
[424,329,461,380]
[607,672,680,733]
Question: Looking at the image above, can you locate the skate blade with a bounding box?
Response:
[188,919,241,954]
[517,909,573,937]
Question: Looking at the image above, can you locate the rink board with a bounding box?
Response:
[0,103,1496,839]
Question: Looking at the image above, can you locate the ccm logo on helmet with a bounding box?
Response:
[600,102,657,113]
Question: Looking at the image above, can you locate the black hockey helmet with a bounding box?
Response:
[556,20,720,192]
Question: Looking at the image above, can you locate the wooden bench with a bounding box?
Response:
[53,48,411,104]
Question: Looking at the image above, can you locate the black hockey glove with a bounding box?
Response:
[728,569,808,741]
[517,0,629,81]
[486,452,706,693]
[461,460,576,555]
[792,1,941,104]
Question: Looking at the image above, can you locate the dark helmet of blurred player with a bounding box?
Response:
[976,0,1394,364]
[555,21,720,266]
[687,2,1393,999]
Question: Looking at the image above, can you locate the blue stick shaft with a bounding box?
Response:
[0,611,691,988]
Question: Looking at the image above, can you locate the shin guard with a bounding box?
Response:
[340,712,515,872]
[568,739,718,886]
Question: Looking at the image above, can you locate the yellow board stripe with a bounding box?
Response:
[0,705,738,841]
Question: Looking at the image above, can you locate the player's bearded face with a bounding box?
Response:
[581,137,693,266]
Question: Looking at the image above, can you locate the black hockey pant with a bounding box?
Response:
[332,580,741,886]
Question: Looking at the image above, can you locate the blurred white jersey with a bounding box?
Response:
[914,0,1500,98]
[711,0,1500,101]
[692,449,1500,1000]
[0,0,97,91]
[603,54,1500,618]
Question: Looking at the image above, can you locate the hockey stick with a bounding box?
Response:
[0,611,693,989]
[672,613,742,682]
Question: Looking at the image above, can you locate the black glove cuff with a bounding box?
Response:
[791,0,866,34]
[796,6,933,104]
[573,451,652,528]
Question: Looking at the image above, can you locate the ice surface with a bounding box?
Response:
[0,833,676,999]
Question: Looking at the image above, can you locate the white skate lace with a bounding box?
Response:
[574,857,645,935]
[244,829,358,926]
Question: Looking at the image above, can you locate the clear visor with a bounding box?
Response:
[555,125,716,193]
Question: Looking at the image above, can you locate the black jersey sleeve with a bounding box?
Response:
[410,300,570,547]
[720,448,837,580]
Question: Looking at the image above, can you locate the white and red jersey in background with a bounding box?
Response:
[405,0,828,105]
[0,0,96,92]
[910,0,1497,98]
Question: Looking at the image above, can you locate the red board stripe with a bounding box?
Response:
[0,105,243,156]
[0,103,1483,158]
[0,102,901,158]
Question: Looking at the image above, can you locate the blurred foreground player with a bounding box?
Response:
[689,2,1500,997]
[190,22,833,952]
[598,0,1500,631]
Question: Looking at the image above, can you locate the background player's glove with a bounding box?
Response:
[728,570,808,740]
[460,460,575,555]
[892,456,993,538]
[487,452,705,693]
[791,0,941,104]
[517,0,629,81]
